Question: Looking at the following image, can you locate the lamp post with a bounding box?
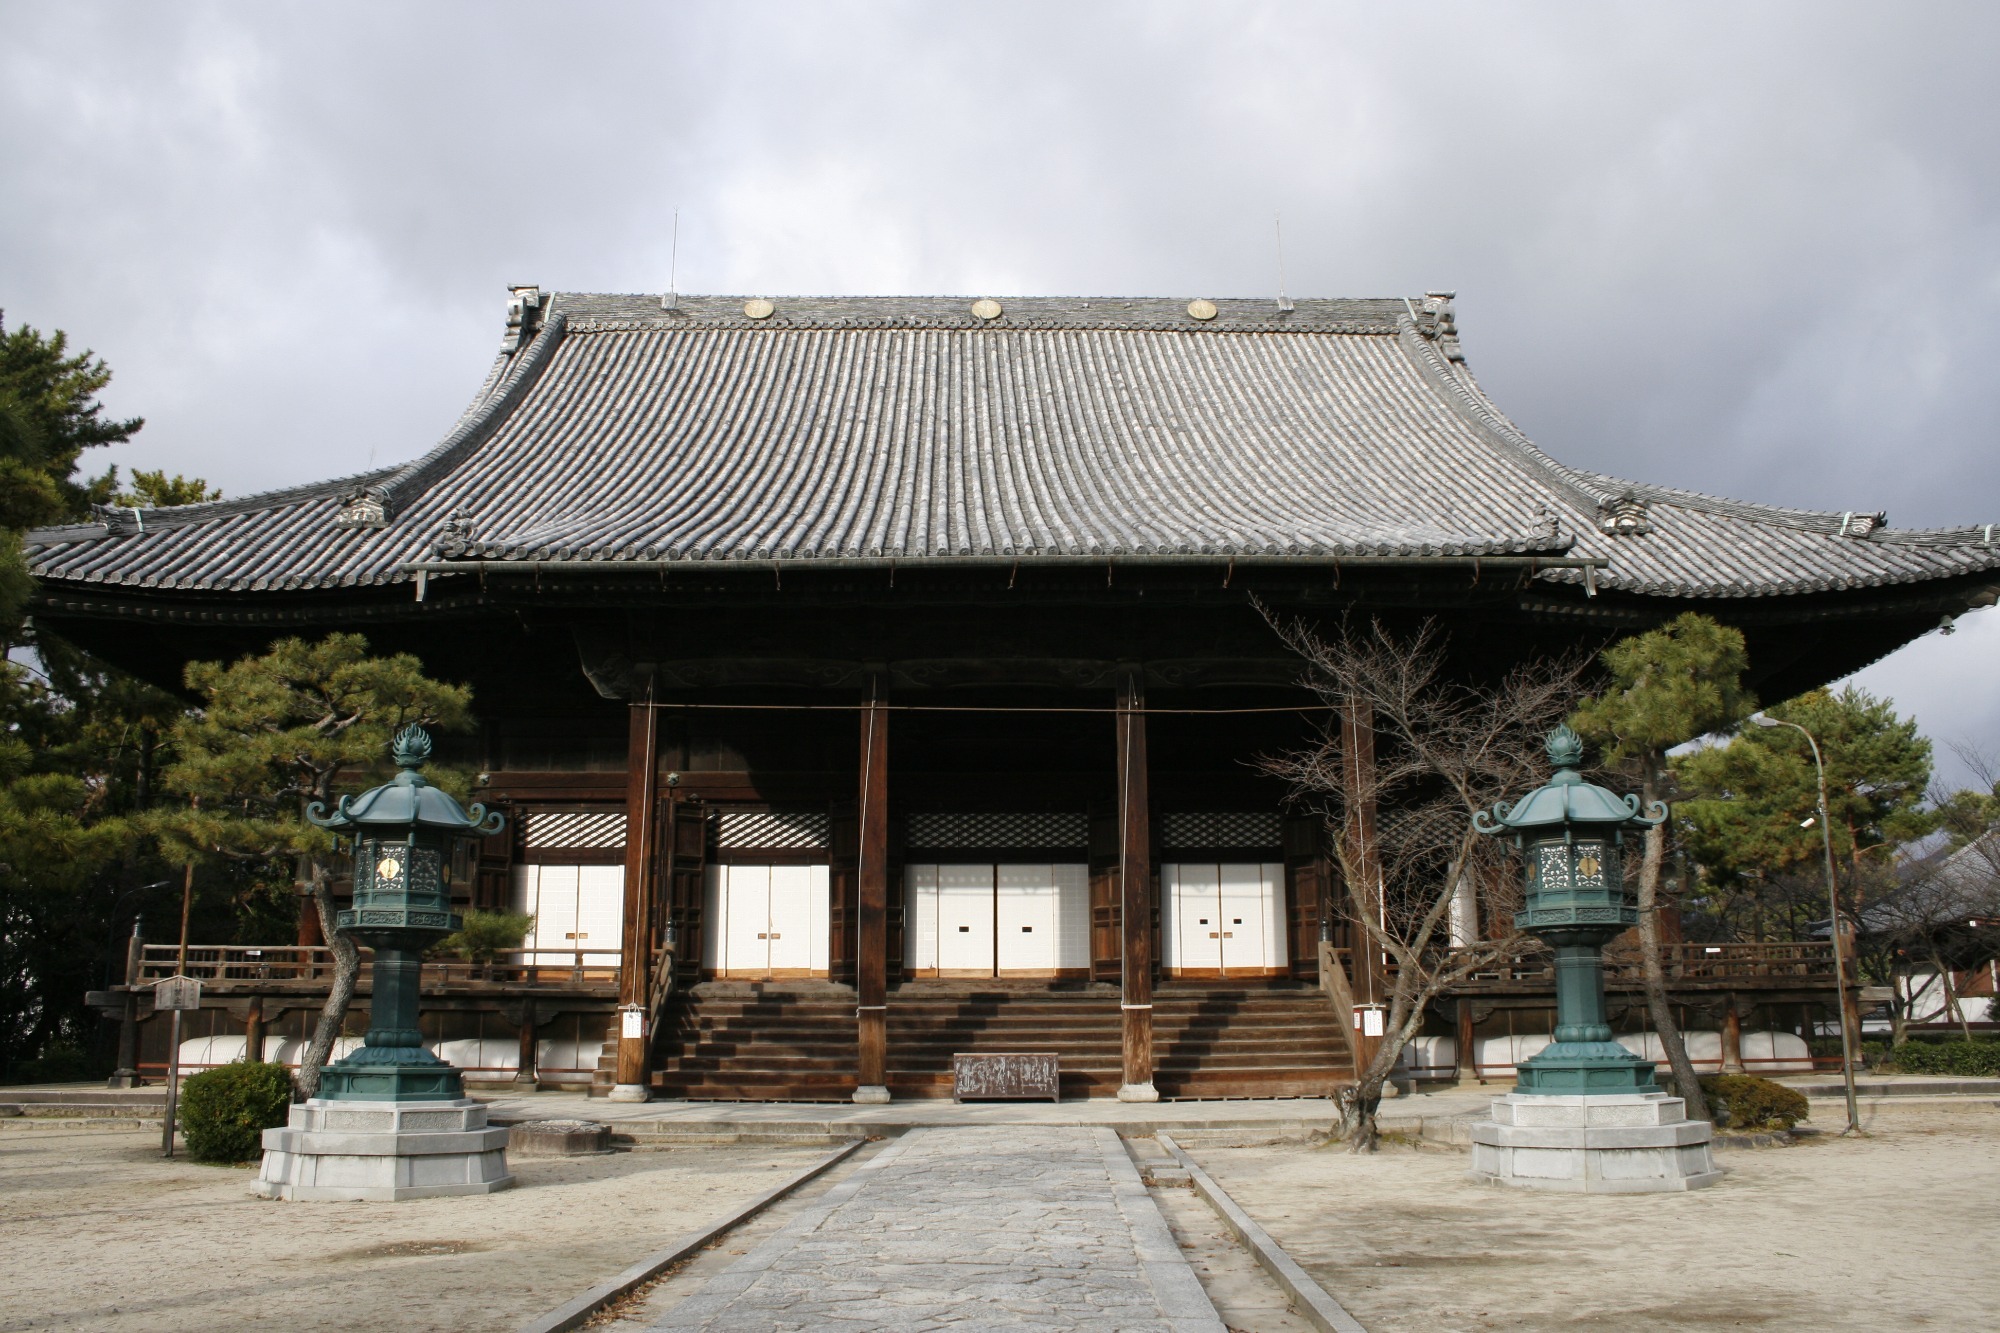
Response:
[1751,713,1862,1134]
[258,724,515,1201]
[305,723,504,1101]
[1467,726,1718,1191]
[1473,724,1667,1095]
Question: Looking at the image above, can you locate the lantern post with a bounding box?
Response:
[256,725,516,1200]
[1466,726,1720,1192]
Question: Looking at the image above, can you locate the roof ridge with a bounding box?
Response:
[346,309,570,526]
[1574,469,1999,545]
[1393,313,1613,517]
[26,465,405,547]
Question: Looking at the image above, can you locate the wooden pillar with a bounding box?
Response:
[1339,699,1388,1074]
[1721,994,1745,1074]
[854,672,891,1103]
[611,693,660,1101]
[514,1004,539,1089]
[1116,670,1157,1102]
[1455,998,1480,1085]
[109,918,143,1088]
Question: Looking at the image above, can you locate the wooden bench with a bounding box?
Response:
[952,1052,1059,1102]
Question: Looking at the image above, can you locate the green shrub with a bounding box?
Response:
[179,1060,295,1162]
[1699,1074,1810,1131]
[1887,1040,2000,1077]
[433,909,535,965]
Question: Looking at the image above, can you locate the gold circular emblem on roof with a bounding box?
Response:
[743,298,775,320]
[1186,299,1218,321]
[970,298,1003,321]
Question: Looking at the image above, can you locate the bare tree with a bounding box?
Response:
[1260,610,1590,1149]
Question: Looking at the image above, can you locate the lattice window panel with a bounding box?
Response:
[524,811,627,850]
[716,810,830,850]
[1159,812,1282,850]
[905,812,1088,850]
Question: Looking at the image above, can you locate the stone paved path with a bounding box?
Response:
[647,1125,1226,1331]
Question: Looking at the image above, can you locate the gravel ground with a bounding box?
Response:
[1183,1099,2000,1331]
[0,1122,831,1333]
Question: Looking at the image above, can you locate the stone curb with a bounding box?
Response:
[1157,1133,1368,1333]
[1094,1127,1228,1333]
[514,1137,867,1333]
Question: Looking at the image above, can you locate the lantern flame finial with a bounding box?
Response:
[1545,724,1585,771]
[390,724,433,771]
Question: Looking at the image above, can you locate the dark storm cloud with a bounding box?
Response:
[2,0,1995,773]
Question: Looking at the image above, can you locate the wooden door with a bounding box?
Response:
[937,864,995,975]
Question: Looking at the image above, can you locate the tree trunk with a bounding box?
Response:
[1337,995,1428,1152]
[293,863,360,1101]
[1888,973,1909,1050]
[1638,762,1708,1121]
[1931,949,1974,1042]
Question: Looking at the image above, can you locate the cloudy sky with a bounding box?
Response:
[3,1,1996,781]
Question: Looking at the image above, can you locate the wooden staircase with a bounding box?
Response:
[649,977,1353,1101]
[654,982,861,1100]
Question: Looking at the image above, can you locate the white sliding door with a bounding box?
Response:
[937,864,996,974]
[706,863,831,978]
[996,865,1057,973]
[511,864,624,969]
[766,865,829,974]
[905,865,940,972]
[1165,863,1223,972]
[1164,862,1286,975]
[574,865,625,967]
[906,862,1091,977]
[1053,864,1091,973]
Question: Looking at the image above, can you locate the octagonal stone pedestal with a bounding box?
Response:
[1469,1092,1720,1193]
[255,1099,513,1201]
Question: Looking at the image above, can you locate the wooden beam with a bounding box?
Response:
[1116,670,1157,1102]
[611,694,659,1100]
[854,672,890,1103]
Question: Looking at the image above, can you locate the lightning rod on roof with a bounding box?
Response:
[1274,213,1294,314]
[662,208,681,312]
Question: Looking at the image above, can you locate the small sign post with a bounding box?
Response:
[154,975,201,1157]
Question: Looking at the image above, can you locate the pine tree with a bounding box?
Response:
[149,634,475,1098]
[1571,612,1756,1119]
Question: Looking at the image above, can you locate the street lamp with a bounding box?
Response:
[1751,713,1862,1133]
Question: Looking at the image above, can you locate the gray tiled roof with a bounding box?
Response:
[24,291,2000,599]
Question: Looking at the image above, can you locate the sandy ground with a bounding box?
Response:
[0,1122,833,1333]
[1185,1099,2000,1332]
